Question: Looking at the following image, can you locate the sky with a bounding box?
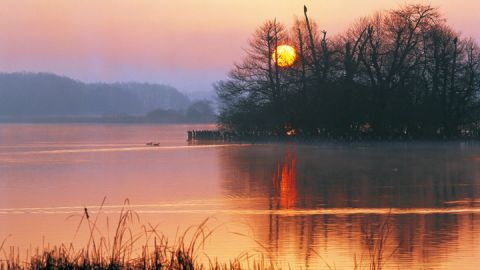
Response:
[0,0,479,93]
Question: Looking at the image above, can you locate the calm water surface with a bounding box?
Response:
[1,124,480,269]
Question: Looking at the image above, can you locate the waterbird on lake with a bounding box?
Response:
[146,142,160,146]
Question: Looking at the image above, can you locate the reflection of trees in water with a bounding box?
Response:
[219,144,480,268]
[221,143,480,208]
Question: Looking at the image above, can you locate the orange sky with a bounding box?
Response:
[0,0,479,92]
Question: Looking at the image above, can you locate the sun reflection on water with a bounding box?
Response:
[272,148,297,209]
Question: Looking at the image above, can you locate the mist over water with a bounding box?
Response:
[1,124,480,269]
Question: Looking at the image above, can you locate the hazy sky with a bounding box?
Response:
[0,0,479,92]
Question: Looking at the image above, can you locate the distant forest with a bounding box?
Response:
[0,72,216,123]
[216,4,480,139]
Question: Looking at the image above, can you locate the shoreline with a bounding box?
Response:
[187,129,480,143]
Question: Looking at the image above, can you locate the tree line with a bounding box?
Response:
[0,72,216,123]
[0,72,190,117]
[215,4,480,139]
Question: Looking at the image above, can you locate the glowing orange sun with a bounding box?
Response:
[272,45,297,67]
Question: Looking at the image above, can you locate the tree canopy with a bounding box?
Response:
[215,4,480,139]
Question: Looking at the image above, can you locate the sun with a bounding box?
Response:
[272,45,297,67]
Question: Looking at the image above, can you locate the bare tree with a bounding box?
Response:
[216,4,480,139]
[215,20,288,133]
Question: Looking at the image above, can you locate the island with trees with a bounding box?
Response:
[215,4,480,140]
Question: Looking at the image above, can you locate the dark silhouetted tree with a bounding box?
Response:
[216,4,480,139]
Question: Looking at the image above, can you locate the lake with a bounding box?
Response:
[1,123,480,269]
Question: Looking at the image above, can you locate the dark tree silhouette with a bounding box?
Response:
[216,4,480,139]
[215,20,289,135]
